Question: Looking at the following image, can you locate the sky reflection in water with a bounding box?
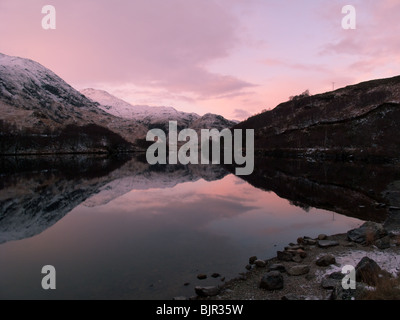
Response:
[0,174,362,299]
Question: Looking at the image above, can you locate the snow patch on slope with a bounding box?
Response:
[81,88,200,124]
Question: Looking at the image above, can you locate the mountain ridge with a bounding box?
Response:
[0,53,236,154]
[81,88,238,132]
[235,75,400,160]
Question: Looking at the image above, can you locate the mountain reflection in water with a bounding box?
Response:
[0,155,398,299]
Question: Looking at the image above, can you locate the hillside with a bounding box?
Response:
[0,53,148,154]
[81,88,237,132]
[235,76,400,160]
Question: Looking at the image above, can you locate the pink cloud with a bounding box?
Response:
[1,0,399,120]
[320,1,400,62]
[233,108,252,119]
[0,0,253,99]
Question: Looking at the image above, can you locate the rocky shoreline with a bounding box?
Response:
[187,222,400,300]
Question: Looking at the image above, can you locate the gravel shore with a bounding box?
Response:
[193,225,400,300]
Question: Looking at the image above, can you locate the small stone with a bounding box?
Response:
[211,273,221,278]
[316,254,336,267]
[221,277,225,282]
[249,256,258,265]
[297,249,307,258]
[318,234,328,240]
[195,286,221,297]
[287,265,310,276]
[374,236,391,249]
[267,264,286,273]
[318,240,339,248]
[285,249,298,255]
[328,272,345,280]
[292,254,303,263]
[304,239,317,245]
[245,264,252,270]
[259,271,284,291]
[277,250,293,261]
[285,245,304,250]
[254,260,267,268]
[197,274,207,280]
[321,278,339,290]
[183,282,190,286]
[297,237,304,244]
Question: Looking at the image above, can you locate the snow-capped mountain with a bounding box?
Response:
[81,88,200,128]
[189,112,239,132]
[0,53,147,154]
[0,52,237,155]
[82,163,228,207]
[81,88,237,131]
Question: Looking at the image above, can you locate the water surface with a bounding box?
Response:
[1,155,395,299]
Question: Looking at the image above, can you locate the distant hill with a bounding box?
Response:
[81,88,237,132]
[235,75,400,160]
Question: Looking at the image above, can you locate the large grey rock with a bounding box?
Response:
[195,286,221,297]
[347,222,388,244]
[287,265,310,276]
[260,271,284,291]
[318,240,339,248]
[316,254,336,267]
[355,256,383,286]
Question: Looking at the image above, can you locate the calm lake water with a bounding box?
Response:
[1,155,394,300]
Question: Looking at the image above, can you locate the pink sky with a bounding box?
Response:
[1,0,399,120]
